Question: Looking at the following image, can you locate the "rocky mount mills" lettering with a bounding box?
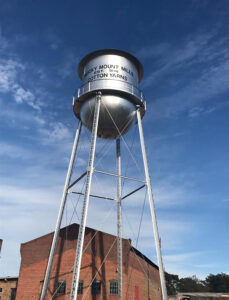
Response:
[84,64,134,82]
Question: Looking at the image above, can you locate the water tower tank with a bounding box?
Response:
[73,49,145,139]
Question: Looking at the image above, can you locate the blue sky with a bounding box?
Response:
[0,0,229,280]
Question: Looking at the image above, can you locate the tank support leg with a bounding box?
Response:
[40,120,82,300]
[70,92,101,300]
[116,138,122,300]
[136,108,168,300]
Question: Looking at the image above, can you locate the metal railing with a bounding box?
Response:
[75,79,145,102]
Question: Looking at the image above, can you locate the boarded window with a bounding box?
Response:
[56,281,66,294]
[10,288,17,300]
[91,280,101,294]
[109,280,118,294]
[78,280,83,294]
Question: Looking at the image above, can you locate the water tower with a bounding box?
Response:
[40,49,168,300]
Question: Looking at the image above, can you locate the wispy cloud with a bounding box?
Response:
[57,50,78,80]
[188,106,204,118]
[164,251,204,263]
[0,142,33,160]
[140,31,217,87]
[0,184,60,206]
[0,58,41,110]
[0,30,64,113]
[0,59,24,92]
[0,182,63,276]
[0,100,46,128]
[153,181,191,207]
[45,29,62,50]
[0,26,8,51]
[163,251,217,279]
[138,29,229,120]
[40,122,72,143]
[137,43,171,60]
[119,180,192,209]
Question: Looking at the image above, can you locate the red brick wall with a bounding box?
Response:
[16,224,162,300]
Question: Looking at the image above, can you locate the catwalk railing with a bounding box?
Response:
[75,79,145,102]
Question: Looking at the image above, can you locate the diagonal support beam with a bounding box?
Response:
[68,171,87,190]
[121,184,146,200]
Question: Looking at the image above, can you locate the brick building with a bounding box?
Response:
[16,224,161,300]
[0,276,17,300]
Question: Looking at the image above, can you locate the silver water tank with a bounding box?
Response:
[73,49,145,139]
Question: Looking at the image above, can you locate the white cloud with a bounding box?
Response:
[40,122,72,144]
[14,86,33,103]
[164,252,203,263]
[163,252,215,279]
[188,106,204,118]
[45,30,62,50]
[138,29,229,120]
[0,59,23,92]
[0,101,46,130]
[0,181,63,276]
[0,142,32,159]
[118,176,193,209]
[147,56,229,120]
[188,105,219,118]
[57,50,78,79]
[0,31,51,112]
[0,58,41,110]
[0,184,59,206]
[0,26,8,52]
[141,31,217,88]
[137,43,171,60]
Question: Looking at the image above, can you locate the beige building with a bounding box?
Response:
[0,277,17,300]
[169,293,229,300]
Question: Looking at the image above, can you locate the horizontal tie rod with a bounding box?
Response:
[94,169,146,183]
[71,184,146,202]
[71,191,115,201]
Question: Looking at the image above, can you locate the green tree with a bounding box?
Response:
[165,272,180,295]
[205,273,229,292]
[178,276,208,292]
